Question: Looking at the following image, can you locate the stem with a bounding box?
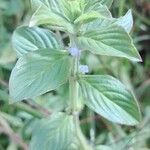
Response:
[69,34,93,150]
[69,57,79,112]
[13,103,43,119]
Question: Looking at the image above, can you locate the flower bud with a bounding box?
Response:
[79,65,89,74]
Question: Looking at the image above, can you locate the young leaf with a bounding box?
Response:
[9,49,71,102]
[79,75,141,125]
[85,3,112,18]
[30,113,75,150]
[29,4,74,33]
[77,24,142,61]
[62,0,82,22]
[81,10,133,33]
[12,26,60,57]
[74,11,101,25]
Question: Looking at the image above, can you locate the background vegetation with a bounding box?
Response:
[0,0,149,149]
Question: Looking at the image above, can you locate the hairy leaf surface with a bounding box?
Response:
[74,11,103,25]
[79,75,141,125]
[74,4,112,25]
[116,9,133,33]
[30,113,75,150]
[82,10,133,33]
[12,26,60,56]
[78,24,141,61]
[9,49,71,102]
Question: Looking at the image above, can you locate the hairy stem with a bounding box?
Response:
[69,34,93,150]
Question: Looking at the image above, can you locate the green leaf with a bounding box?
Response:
[79,75,141,125]
[9,49,71,102]
[30,113,75,150]
[12,26,61,57]
[78,24,142,61]
[85,2,112,17]
[62,0,82,22]
[81,10,133,33]
[77,0,112,25]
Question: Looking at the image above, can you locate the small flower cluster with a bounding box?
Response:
[68,47,81,57]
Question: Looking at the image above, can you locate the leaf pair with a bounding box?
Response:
[9,26,71,101]
[30,75,141,150]
[78,10,142,62]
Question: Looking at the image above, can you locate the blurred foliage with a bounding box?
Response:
[0,0,150,150]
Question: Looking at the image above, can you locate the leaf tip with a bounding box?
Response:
[130,46,143,62]
[133,53,143,62]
